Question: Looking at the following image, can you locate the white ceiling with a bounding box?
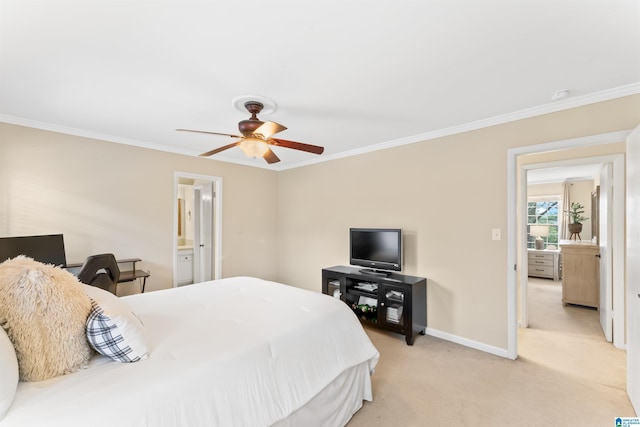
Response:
[1,1,639,170]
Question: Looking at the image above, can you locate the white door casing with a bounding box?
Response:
[599,163,613,342]
[626,124,640,413]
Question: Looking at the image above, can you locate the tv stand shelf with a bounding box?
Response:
[322,266,427,345]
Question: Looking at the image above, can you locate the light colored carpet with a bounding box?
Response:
[347,278,635,426]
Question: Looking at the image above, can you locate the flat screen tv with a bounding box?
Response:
[349,228,402,275]
[0,234,67,267]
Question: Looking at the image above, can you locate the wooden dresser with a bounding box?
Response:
[559,242,599,309]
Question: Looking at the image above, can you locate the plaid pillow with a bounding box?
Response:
[86,301,140,362]
[85,295,149,363]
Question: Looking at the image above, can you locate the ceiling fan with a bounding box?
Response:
[177,101,324,164]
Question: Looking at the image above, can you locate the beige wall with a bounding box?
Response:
[1,94,638,352]
[276,94,640,350]
[0,123,279,292]
[528,182,563,198]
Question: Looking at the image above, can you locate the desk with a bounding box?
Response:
[66,257,150,293]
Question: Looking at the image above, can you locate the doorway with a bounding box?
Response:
[506,129,631,359]
[518,154,624,349]
[173,172,222,287]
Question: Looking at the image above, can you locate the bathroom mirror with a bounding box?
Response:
[178,198,185,238]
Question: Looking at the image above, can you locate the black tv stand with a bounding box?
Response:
[358,268,392,276]
[322,266,427,345]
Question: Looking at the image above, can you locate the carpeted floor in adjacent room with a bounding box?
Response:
[347,278,635,426]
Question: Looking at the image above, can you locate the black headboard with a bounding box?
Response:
[0,234,67,267]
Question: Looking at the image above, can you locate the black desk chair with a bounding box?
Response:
[77,253,120,295]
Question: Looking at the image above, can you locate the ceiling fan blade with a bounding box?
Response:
[177,128,242,138]
[270,138,325,155]
[254,121,287,139]
[199,141,240,157]
[263,148,281,164]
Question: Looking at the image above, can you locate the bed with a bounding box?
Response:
[0,276,379,427]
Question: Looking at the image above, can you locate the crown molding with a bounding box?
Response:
[2,82,639,172]
[278,82,640,170]
[0,114,277,170]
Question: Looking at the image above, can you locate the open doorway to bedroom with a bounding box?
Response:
[173,172,222,287]
[506,132,629,403]
[518,154,625,348]
[506,131,629,360]
[518,159,625,392]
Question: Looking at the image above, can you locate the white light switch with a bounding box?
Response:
[492,228,502,241]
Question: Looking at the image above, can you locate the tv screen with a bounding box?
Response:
[0,234,67,267]
[350,228,402,273]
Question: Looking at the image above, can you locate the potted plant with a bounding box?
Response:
[565,202,589,234]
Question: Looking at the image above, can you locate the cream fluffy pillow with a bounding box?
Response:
[0,256,93,381]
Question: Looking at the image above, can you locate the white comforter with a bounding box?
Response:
[1,277,379,427]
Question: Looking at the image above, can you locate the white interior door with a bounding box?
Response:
[626,124,640,413]
[193,187,202,283]
[599,163,613,342]
[520,168,529,328]
[198,182,213,282]
[192,183,214,283]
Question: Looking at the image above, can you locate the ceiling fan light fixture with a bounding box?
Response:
[239,138,269,158]
[181,98,324,162]
[254,121,287,139]
[232,95,277,115]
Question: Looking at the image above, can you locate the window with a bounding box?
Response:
[527,198,559,249]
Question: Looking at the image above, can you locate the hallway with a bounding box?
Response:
[519,277,626,392]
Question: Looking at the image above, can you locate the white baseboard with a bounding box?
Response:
[425,327,513,360]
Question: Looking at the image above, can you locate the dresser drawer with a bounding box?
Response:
[528,252,553,261]
[529,258,553,267]
[529,265,554,278]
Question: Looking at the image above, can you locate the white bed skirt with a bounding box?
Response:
[274,360,372,427]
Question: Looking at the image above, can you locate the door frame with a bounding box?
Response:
[506,130,631,359]
[173,172,222,286]
[599,162,614,342]
[625,124,640,413]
